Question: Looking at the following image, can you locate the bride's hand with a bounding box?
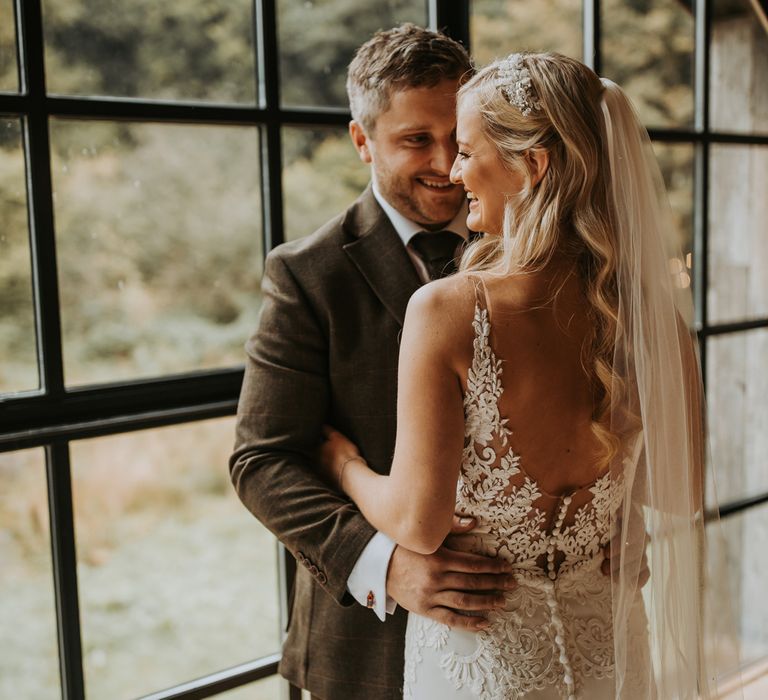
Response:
[318,425,364,492]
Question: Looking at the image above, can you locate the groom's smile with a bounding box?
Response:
[417,177,454,189]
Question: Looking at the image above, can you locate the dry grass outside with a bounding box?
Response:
[0,419,283,699]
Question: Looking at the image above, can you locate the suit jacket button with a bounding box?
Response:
[309,564,318,575]
[296,552,306,564]
[317,572,327,585]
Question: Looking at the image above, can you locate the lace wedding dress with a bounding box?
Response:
[402,299,650,700]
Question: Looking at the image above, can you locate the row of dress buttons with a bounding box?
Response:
[546,495,576,700]
[296,551,327,585]
[546,494,571,580]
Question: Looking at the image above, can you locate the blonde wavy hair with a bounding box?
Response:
[458,52,621,466]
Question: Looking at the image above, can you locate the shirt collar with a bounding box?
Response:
[371,181,469,247]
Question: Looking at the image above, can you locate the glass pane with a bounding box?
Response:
[653,140,694,279]
[708,144,768,324]
[711,0,768,135]
[652,141,695,317]
[0,0,19,92]
[602,0,695,128]
[50,120,262,386]
[471,0,582,66]
[42,1,256,103]
[0,449,60,699]
[0,117,38,394]
[282,127,369,242]
[278,0,427,108]
[707,502,768,671]
[71,418,280,698]
[707,328,768,507]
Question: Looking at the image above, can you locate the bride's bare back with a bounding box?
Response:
[450,265,605,502]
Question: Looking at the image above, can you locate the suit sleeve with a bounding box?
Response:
[230,249,377,604]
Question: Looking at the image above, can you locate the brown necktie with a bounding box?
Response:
[409,231,464,280]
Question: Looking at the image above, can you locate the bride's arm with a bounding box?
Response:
[325,281,467,555]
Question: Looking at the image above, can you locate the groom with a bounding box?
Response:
[229,24,515,700]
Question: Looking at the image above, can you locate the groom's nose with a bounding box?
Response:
[431,139,458,174]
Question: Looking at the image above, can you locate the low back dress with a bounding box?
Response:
[402,283,650,700]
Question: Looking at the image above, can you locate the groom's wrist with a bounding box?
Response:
[346,531,397,621]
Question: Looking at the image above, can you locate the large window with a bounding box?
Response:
[1,1,766,697]
[0,2,441,698]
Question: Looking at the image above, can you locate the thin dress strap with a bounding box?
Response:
[467,273,492,317]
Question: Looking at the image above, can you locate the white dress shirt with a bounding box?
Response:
[345,184,469,621]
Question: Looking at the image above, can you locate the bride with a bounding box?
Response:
[320,52,729,699]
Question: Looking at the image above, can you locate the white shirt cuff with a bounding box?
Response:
[347,531,397,621]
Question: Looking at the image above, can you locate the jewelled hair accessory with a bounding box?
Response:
[493,53,542,117]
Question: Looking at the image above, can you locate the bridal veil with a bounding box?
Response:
[601,78,742,698]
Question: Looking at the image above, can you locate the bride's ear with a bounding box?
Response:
[526,149,549,187]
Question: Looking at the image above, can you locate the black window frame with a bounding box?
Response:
[0,1,468,698]
[1,0,767,698]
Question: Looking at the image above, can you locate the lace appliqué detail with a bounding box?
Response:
[405,303,627,699]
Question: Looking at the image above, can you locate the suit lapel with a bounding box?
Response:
[342,190,422,327]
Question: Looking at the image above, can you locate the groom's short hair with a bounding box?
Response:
[346,23,473,135]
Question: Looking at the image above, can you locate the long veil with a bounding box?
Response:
[601,78,742,698]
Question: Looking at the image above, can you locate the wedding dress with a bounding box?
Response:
[403,295,650,700]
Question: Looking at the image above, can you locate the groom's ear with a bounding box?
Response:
[349,120,373,164]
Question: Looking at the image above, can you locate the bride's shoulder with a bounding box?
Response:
[402,274,479,364]
[406,272,478,322]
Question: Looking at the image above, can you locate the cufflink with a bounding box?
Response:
[366,591,375,608]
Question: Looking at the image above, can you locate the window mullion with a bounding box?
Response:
[582,0,602,73]
[12,0,24,91]
[18,0,66,398]
[46,441,85,700]
[430,0,471,49]
[255,0,285,251]
[692,0,711,384]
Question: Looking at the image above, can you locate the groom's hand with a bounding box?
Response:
[601,527,651,588]
[385,515,515,631]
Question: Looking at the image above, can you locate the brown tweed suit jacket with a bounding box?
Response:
[230,186,423,699]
